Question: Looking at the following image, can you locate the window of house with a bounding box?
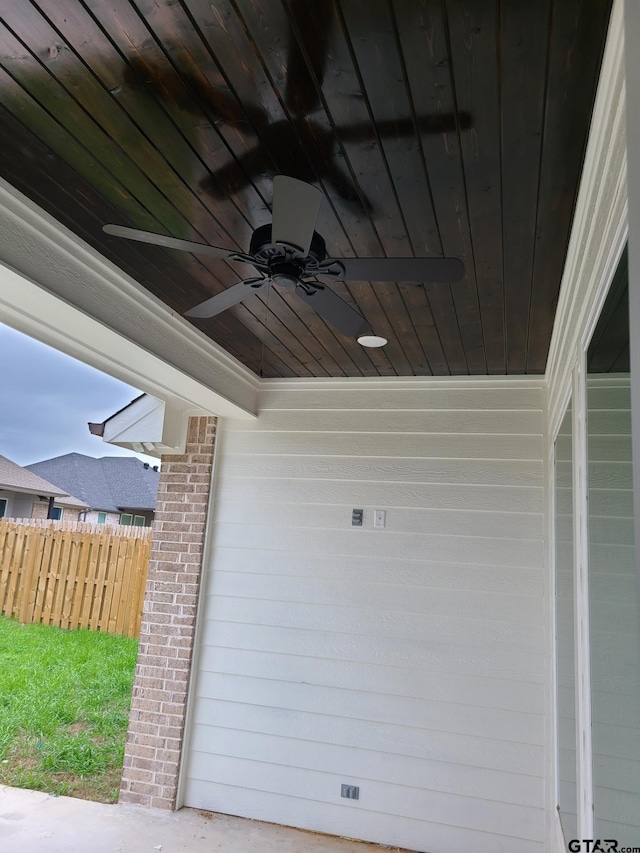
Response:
[120,513,133,526]
[50,506,63,520]
[97,512,107,524]
[133,515,145,527]
[0,498,7,518]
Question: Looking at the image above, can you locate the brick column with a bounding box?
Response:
[119,415,216,809]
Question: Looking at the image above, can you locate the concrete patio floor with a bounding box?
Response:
[0,786,409,853]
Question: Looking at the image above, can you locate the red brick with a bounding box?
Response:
[132,698,163,713]
[153,773,178,787]
[153,581,183,593]
[126,767,154,783]
[149,796,174,810]
[155,748,181,763]
[129,781,158,796]
[135,677,165,690]
[128,720,164,736]
[156,726,184,739]
[120,791,149,806]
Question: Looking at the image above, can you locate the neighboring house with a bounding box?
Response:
[26,453,160,527]
[0,454,88,521]
[1,4,640,853]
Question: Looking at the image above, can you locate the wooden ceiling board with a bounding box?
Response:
[394,0,472,374]
[499,0,551,375]
[446,0,504,375]
[0,0,612,378]
[335,0,454,376]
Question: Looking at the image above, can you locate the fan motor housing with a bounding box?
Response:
[249,224,327,264]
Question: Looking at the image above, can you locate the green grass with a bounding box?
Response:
[0,615,138,803]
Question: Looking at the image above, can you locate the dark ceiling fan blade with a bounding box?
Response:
[185,279,268,319]
[271,176,322,254]
[102,224,235,260]
[284,0,334,117]
[295,283,372,337]
[323,256,465,283]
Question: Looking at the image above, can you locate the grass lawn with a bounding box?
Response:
[0,615,138,803]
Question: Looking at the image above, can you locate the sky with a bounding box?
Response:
[0,323,158,468]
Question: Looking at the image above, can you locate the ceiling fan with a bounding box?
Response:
[103,176,464,339]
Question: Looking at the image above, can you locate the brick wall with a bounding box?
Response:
[119,415,217,809]
[31,501,83,521]
[30,501,50,520]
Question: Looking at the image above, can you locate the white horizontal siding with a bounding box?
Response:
[204,647,545,713]
[227,408,543,434]
[186,781,543,853]
[220,455,543,486]
[216,480,543,514]
[258,384,544,411]
[223,430,543,459]
[183,378,546,853]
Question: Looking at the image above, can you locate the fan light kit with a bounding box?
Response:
[103,176,464,341]
[357,335,388,348]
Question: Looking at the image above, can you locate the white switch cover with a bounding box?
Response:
[374,510,386,528]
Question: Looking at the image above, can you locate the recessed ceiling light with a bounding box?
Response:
[357,334,388,348]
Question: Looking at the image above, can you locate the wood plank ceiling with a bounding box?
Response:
[0,0,612,378]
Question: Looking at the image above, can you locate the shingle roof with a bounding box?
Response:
[26,453,160,513]
[0,454,70,498]
[56,494,91,509]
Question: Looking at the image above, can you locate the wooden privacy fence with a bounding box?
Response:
[0,519,152,638]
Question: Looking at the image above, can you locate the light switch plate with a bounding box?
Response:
[374,509,386,528]
[351,508,363,527]
[341,784,359,799]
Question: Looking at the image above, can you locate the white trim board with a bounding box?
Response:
[545,0,628,429]
[542,2,631,849]
[0,179,258,420]
[624,0,640,599]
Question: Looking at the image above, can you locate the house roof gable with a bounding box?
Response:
[0,454,70,498]
[26,453,160,513]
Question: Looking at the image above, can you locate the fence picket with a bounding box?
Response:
[79,534,99,628]
[99,537,112,633]
[0,525,16,610]
[50,532,73,628]
[4,526,26,618]
[128,542,148,638]
[42,529,63,624]
[115,536,136,636]
[61,532,81,630]
[19,526,41,623]
[32,530,54,624]
[0,520,151,637]
[111,538,125,632]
